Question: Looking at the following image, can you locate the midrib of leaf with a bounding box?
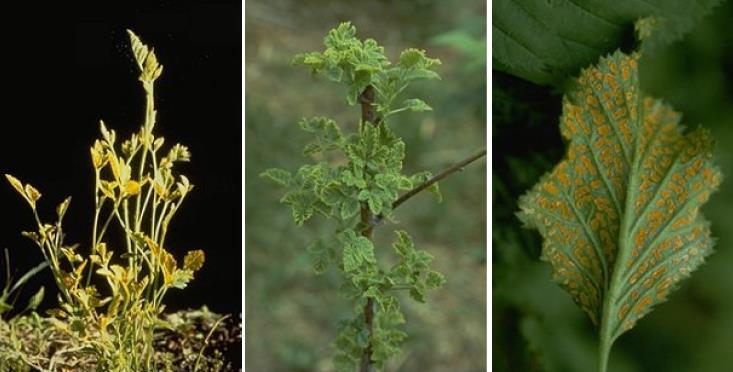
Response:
[597,86,643,372]
[597,51,648,371]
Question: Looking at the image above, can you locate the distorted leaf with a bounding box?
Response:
[425,271,446,290]
[24,184,41,204]
[517,51,722,354]
[170,269,193,289]
[99,120,115,144]
[260,168,292,187]
[340,230,376,272]
[57,197,72,221]
[183,250,205,272]
[99,180,117,200]
[340,198,360,220]
[4,174,25,198]
[154,137,165,151]
[125,180,141,196]
[108,153,121,182]
[162,251,177,286]
[91,140,105,168]
[127,29,149,71]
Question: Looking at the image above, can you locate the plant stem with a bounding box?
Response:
[359,85,377,372]
[375,148,486,223]
[598,334,611,372]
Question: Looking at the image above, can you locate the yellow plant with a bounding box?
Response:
[5,30,204,371]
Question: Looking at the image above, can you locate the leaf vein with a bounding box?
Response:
[556,178,608,288]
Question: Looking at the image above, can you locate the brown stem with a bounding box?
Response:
[373,148,486,225]
[358,85,377,372]
[359,85,380,125]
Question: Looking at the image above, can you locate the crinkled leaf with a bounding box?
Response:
[183,250,205,272]
[259,168,292,187]
[517,51,722,347]
[392,231,414,258]
[298,117,344,154]
[426,271,447,290]
[340,198,360,220]
[366,192,383,215]
[170,269,194,289]
[340,230,376,272]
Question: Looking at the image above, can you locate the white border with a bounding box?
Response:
[487,1,493,370]
[241,0,247,369]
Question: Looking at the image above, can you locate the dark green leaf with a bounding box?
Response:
[493,0,722,86]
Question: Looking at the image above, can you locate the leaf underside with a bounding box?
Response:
[493,0,722,85]
[518,51,722,343]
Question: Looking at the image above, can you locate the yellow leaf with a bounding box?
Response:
[4,174,25,197]
[25,184,41,202]
[144,236,161,258]
[183,250,205,272]
[90,141,105,168]
[108,152,121,182]
[125,180,141,196]
[74,260,88,279]
[161,251,177,286]
[99,180,117,200]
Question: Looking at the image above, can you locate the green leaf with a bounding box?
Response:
[357,189,370,201]
[8,261,49,295]
[366,192,383,215]
[340,230,376,272]
[397,48,441,72]
[324,22,358,49]
[342,169,366,189]
[260,168,292,187]
[291,203,314,226]
[281,191,316,226]
[170,269,194,289]
[410,171,442,202]
[303,142,321,155]
[493,0,723,86]
[426,271,446,290]
[409,283,426,303]
[517,51,722,363]
[340,199,360,220]
[299,117,344,155]
[402,98,433,112]
[307,240,335,274]
[25,286,44,311]
[392,230,414,258]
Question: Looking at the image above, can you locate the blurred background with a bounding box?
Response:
[245,0,486,370]
[493,1,733,371]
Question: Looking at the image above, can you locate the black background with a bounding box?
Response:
[0,0,241,326]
